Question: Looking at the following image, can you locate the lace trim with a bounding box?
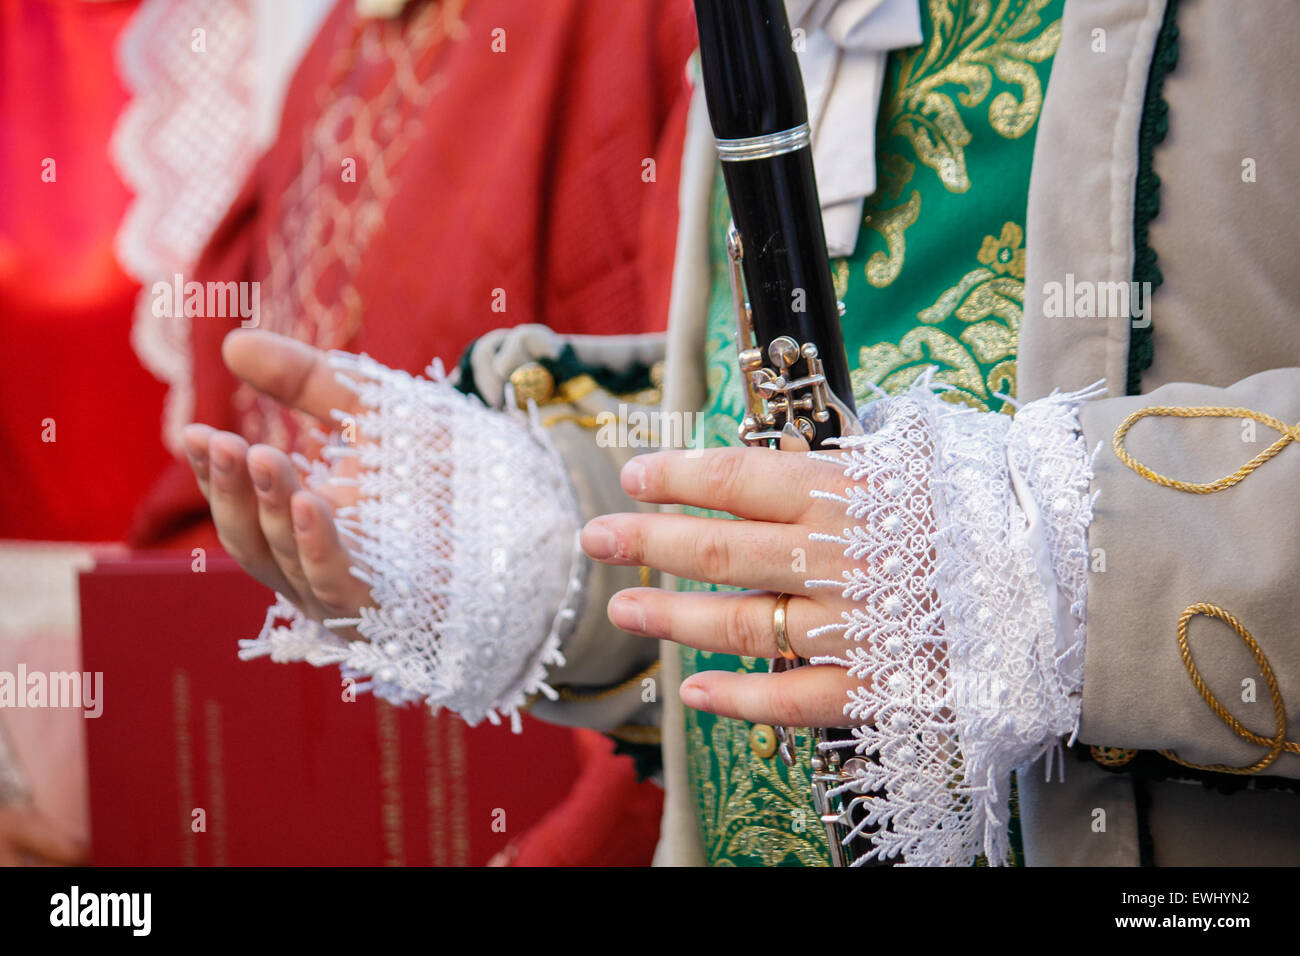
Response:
[112,0,260,452]
[805,371,1098,866]
[1004,384,1107,705]
[237,355,586,733]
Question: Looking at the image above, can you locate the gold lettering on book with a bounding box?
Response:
[203,699,228,867]
[172,669,196,867]
[376,701,405,866]
[425,710,447,866]
[447,717,470,865]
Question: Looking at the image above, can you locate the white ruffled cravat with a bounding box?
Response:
[786,0,922,255]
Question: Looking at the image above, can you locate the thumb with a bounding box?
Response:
[1,807,87,866]
[222,330,360,422]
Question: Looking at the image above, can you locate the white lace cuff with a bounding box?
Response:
[238,354,586,732]
[807,373,1101,866]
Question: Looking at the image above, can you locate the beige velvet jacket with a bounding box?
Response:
[471,0,1300,866]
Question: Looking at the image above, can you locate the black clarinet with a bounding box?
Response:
[693,0,895,867]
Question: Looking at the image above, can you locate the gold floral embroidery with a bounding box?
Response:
[987,359,1018,409]
[863,188,922,289]
[977,221,1027,277]
[682,647,829,867]
[832,258,850,302]
[853,327,988,406]
[960,317,1016,363]
[854,221,1025,410]
[887,0,1060,190]
[865,0,1060,287]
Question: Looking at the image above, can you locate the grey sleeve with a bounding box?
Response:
[465,325,669,734]
[1077,366,1300,779]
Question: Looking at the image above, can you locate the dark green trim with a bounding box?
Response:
[453,339,656,402]
[1134,774,1156,867]
[541,344,655,396]
[454,341,482,398]
[1127,0,1180,395]
[609,738,662,782]
[1080,744,1300,797]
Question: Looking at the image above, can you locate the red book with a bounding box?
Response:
[79,553,578,865]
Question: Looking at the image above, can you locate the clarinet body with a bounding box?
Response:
[694,0,855,449]
[693,0,895,867]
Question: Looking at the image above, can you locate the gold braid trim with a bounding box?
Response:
[539,412,602,430]
[1158,603,1299,775]
[607,723,662,746]
[555,659,661,704]
[1112,404,1299,494]
[1110,405,1299,774]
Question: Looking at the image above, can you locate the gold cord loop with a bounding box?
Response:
[1111,404,1298,774]
[1158,603,1298,775]
[1112,404,1300,494]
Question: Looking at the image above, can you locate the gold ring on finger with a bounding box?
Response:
[772,592,797,660]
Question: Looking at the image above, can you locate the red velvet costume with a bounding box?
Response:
[128,0,697,865]
[132,0,695,548]
[0,0,166,543]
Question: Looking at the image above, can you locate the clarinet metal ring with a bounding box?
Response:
[714,123,811,163]
[772,592,797,660]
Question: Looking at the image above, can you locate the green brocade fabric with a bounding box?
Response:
[678,0,1063,866]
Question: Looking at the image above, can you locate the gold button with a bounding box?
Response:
[508,362,555,408]
[1090,745,1139,768]
[749,723,778,760]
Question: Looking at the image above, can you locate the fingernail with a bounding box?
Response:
[580,522,618,560]
[292,497,313,534]
[621,458,646,496]
[609,595,646,633]
[185,446,208,470]
[679,681,710,711]
[249,460,273,493]
[210,443,234,474]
